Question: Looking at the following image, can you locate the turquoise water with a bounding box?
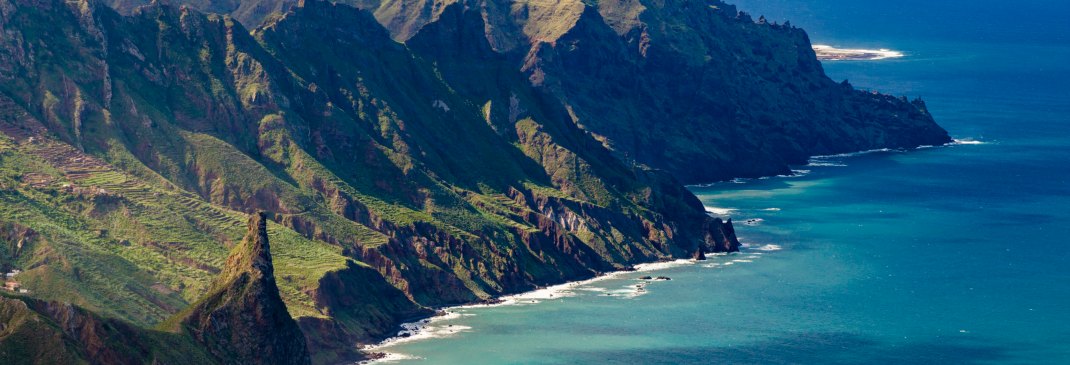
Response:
[371,1,1070,364]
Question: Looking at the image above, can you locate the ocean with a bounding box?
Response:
[368,1,1070,363]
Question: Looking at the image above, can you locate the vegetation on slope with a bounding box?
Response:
[0,0,741,363]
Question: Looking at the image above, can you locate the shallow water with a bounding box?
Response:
[369,1,1070,363]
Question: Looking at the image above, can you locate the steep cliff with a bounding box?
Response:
[0,0,740,363]
[393,0,953,183]
[173,212,311,365]
[0,0,951,362]
[101,0,951,183]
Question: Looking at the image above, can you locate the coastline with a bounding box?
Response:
[358,139,987,363]
[358,258,704,363]
[687,139,984,188]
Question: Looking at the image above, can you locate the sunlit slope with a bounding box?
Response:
[0,1,735,362]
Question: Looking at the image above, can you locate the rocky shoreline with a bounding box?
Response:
[359,257,711,362]
[359,138,968,362]
[0,0,951,363]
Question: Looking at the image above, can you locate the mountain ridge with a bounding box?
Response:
[173,212,312,365]
[1,0,744,362]
[0,0,947,363]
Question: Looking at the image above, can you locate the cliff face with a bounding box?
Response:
[105,0,951,185]
[0,0,739,363]
[0,214,311,365]
[0,0,948,362]
[1,296,111,365]
[176,212,311,365]
[391,0,953,183]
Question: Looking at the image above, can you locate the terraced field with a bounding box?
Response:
[0,97,349,322]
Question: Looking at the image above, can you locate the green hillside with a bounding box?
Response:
[0,0,742,362]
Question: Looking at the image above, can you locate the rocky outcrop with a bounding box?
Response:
[398,0,953,183]
[0,222,35,265]
[0,214,315,365]
[704,218,741,254]
[102,0,952,186]
[299,261,429,364]
[176,212,311,365]
[0,296,97,365]
[0,0,942,363]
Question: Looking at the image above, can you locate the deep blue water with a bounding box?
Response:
[370,1,1070,363]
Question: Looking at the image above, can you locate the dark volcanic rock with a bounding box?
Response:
[101,0,953,186]
[693,248,707,261]
[178,212,311,365]
[0,0,944,362]
[399,0,953,184]
[704,218,742,253]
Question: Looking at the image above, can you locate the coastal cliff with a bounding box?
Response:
[0,0,943,363]
[388,0,953,183]
[1,0,739,362]
[101,0,952,183]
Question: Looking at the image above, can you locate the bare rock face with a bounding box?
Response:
[401,0,952,184]
[0,0,939,362]
[0,297,105,365]
[179,212,311,365]
[704,217,741,253]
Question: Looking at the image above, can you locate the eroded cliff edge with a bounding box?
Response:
[0,0,945,363]
[105,0,952,183]
[1,0,740,363]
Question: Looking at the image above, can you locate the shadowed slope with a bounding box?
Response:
[0,0,741,362]
[176,212,311,365]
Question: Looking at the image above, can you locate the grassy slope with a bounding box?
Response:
[0,123,348,321]
[0,1,725,362]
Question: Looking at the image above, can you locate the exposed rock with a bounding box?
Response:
[0,0,945,362]
[693,248,707,261]
[704,218,741,253]
[176,212,311,365]
[400,0,952,184]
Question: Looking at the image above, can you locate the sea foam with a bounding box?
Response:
[358,352,422,364]
[363,311,474,353]
[704,206,736,216]
[812,45,905,61]
[753,244,783,251]
[812,148,896,159]
[807,161,848,167]
[366,257,726,360]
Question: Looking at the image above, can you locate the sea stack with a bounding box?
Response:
[704,217,742,253]
[176,212,311,365]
